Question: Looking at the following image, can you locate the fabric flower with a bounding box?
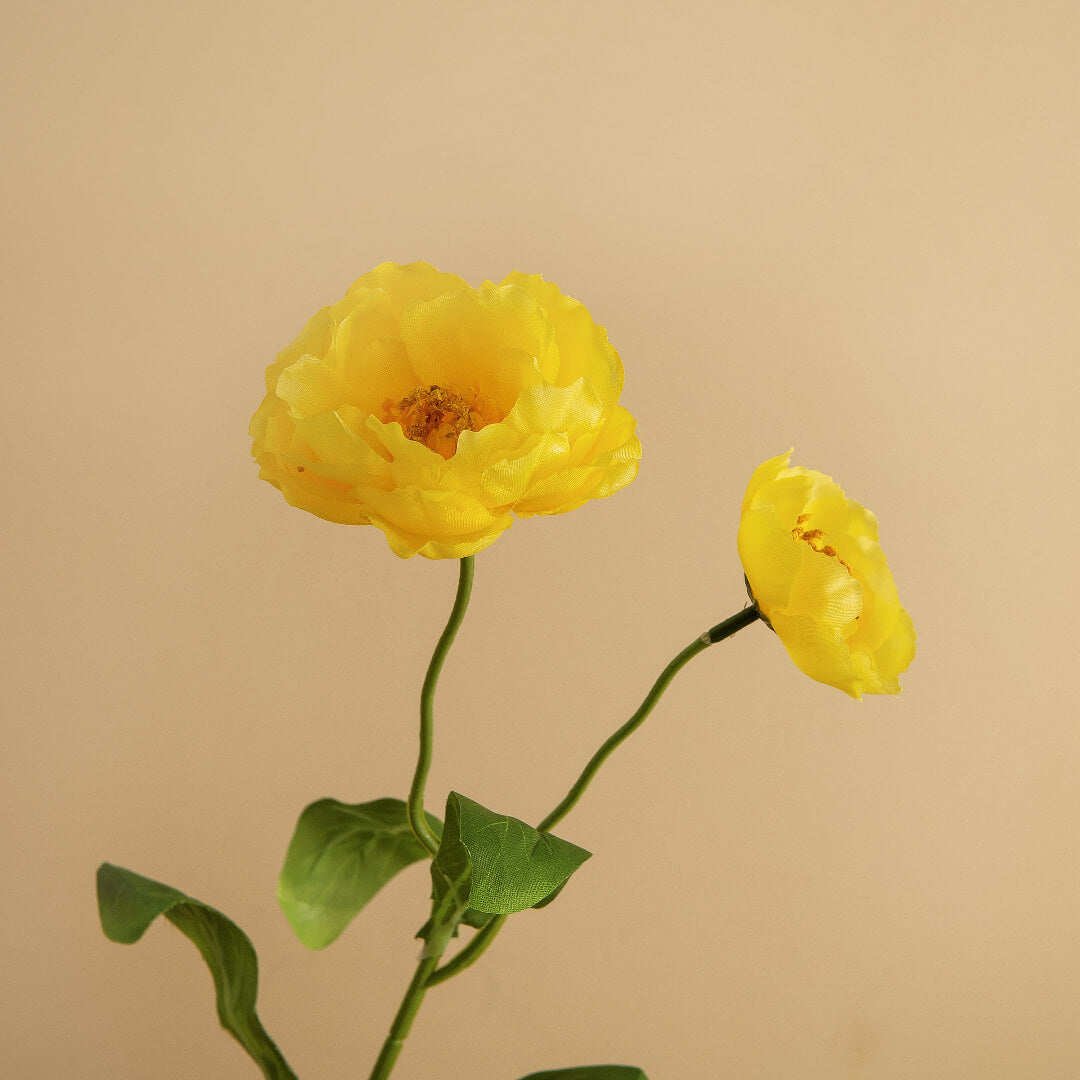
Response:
[738,451,915,698]
[250,262,640,558]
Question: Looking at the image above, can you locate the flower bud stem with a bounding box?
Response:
[539,604,761,833]
[406,556,475,857]
[426,603,762,987]
[703,603,762,645]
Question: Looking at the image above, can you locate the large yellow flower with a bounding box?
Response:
[250,262,640,558]
[738,451,915,698]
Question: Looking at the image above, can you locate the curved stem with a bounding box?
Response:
[428,603,761,985]
[541,605,760,831]
[406,556,475,857]
[367,954,441,1080]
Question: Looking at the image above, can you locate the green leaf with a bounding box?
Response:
[278,797,441,949]
[420,794,591,953]
[446,792,592,915]
[96,863,297,1080]
[517,1068,649,1080]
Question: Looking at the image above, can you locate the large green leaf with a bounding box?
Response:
[517,1069,649,1080]
[278,797,441,949]
[445,792,592,915]
[96,863,297,1080]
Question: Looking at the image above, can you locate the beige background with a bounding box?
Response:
[3,2,1077,1078]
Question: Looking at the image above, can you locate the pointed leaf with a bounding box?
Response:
[278,797,441,949]
[448,792,592,915]
[517,1069,649,1080]
[96,863,297,1080]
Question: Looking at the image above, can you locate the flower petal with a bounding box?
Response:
[275,357,353,420]
[500,272,624,413]
[351,485,511,558]
[769,611,863,699]
[348,261,471,313]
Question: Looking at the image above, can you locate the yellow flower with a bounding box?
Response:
[738,451,915,698]
[250,262,640,558]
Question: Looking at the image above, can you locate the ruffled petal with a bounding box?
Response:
[741,449,793,515]
[500,272,624,412]
[275,357,354,419]
[738,508,802,612]
[347,261,471,313]
[504,379,604,444]
[351,485,510,554]
[334,336,419,423]
[399,289,549,416]
[767,611,863,698]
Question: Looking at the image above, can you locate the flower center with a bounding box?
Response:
[384,384,490,459]
[791,513,853,573]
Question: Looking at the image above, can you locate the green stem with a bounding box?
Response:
[540,605,761,831]
[425,914,506,987]
[406,556,475,857]
[370,558,475,1080]
[366,953,440,1080]
[427,603,762,985]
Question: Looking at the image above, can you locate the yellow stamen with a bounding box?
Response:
[792,516,853,574]
[383,384,489,459]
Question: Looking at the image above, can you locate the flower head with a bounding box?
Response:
[250,262,640,558]
[738,451,915,698]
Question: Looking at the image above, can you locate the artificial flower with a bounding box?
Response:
[738,450,915,698]
[250,262,640,558]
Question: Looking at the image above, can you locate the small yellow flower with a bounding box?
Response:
[250,262,640,558]
[738,451,915,698]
